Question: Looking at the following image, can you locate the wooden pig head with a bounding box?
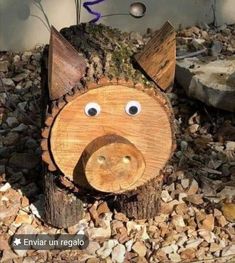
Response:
[42,26,175,194]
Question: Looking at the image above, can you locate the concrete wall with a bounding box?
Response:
[0,0,234,51]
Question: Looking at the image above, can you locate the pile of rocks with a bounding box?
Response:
[175,23,235,112]
[177,23,235,57]
[0,29,235,262]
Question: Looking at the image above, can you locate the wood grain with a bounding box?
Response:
[48,26,87,100]
[135,21,176,91]
[79,134,146,192]
[50,84,173,192]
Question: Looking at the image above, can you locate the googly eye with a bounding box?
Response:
[85,102,101,117]
[125,101,141,116]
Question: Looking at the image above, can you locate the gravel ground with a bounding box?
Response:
[0,24,235,263]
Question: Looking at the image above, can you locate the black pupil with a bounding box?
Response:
[129,106,138,115]
[88,108,97,116]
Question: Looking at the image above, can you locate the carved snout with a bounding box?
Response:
[79,134,146,193]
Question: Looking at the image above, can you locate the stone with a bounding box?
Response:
[111,244,126,263]
[161,190,172,202]
[210,242,221,253]
[6,117,19,128]
[192,38,205,50]
[22,51,32,62]
[23,257,37,263]
[29,197,44,219]
[169,252,181,262]
[186,194,204,205]
[0,61,9,72]
[15,223,38,235]
[0,189,21,220]
[202,214,214,231]
[9,152,40,169]
[189,124,199,133]
[187,179,199,195]
[87,214,112,240]
[154,249,168,261]
[181,178,189,189]
[86,241,100,255]
[175,203,188,216]
[172,215,186,228]
[0,182,11,192]
[160,200,179,214]
[132,241,147,257]
[114,226,129,244]
[25,138,38,149]
[14,210,33,226]
[176,234,188,247]
[96,240,118,259]
[130,32,144,45]
[3,132,20,146]
[180,248,196,261]
[89,202,100,226]
[2,78,15,87]
[97,202,110,216]
[0,233,11,250]
[111,220,124,235]
[18,101,27,111]
[12,72,29,82]
[21,196,29,208]
[221,245,235,257]
[1,249,18,262]
[210,40,223,56]
[201,30,209,39]
[11,123,28,132]
[176,57,235,112]
[216,215,228,227]
[114,212,129,222]
[86,258,100,263]
[221,202,235,222]
[198,229,215,243]
[218,186,235,200]
[125,239,134,252]
[178,193,188,203]
[185,238,203,249]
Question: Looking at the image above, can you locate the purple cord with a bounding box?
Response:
[83,0,106,23]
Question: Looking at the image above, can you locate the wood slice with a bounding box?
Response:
[43,169,84,228]
[135,21,176,91]
[49,84,173,193]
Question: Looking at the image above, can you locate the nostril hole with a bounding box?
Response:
[123,156,131,164]
[97,156,106,164]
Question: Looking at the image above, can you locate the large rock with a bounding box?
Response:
[176,57,235,112]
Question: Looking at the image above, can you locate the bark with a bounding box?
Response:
[110,175,163,219]
[43,168,84,228]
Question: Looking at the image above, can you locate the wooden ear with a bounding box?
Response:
[135,21,176,91]
[48,26,87,100]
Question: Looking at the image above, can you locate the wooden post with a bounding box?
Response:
[41,23,175,228]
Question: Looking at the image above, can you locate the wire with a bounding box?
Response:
[83,0,106,23]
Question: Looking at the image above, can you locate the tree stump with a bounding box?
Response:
[41,22,176,228]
